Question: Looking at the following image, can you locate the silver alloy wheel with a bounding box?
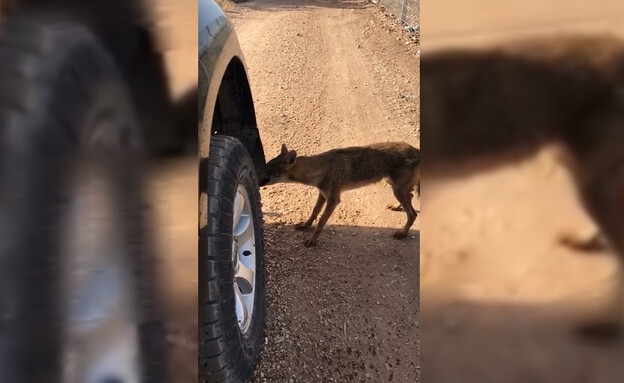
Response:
[232,184,257,335]
[61,162,141,383]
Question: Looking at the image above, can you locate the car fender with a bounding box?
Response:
[198,0,266,171]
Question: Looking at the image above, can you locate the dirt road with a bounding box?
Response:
[420,1,624,383]
[226,0,419,381]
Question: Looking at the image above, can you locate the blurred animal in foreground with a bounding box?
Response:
[421,34,624,340]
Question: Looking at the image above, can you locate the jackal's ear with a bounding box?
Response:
[285,150,297,166]
[281,144,289,156]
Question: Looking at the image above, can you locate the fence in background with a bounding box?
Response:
[372,0,419,30]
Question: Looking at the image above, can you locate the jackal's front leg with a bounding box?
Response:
[559,231,608,253]
[295,192,326,231]
[304,195,340,247]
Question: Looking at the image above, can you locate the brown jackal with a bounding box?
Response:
[259,142,420,247]
[421,34,624,339]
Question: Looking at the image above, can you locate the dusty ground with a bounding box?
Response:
[226,0,419,381]
[420,1,624,383]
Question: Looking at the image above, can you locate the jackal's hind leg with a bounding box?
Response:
[574,163,624,341]
[392,186,417,240]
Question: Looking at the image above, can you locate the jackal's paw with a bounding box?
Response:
[393,230,408,240]
[559,232,608,253]
[295,222,311,231]
[575,321,623,343]
[386,204,404,212]
[304,238,317,247]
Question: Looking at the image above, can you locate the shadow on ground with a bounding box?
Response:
[251,221,419,382]
[422,296,624,383]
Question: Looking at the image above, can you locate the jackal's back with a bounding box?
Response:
[421,35,624,169]
[317,142,419,187]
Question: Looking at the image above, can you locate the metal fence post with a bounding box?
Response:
[400,0,409,23]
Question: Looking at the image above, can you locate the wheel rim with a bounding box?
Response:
[232,184,257,335]
[61,164,141,383]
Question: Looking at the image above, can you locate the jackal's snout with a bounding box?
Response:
[260,143,298,186]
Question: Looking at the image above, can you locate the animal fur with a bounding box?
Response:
[421,34,624,339]
[259,142,420,247]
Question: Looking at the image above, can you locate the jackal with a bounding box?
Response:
[421,34,624,339]
[259,142,420,247]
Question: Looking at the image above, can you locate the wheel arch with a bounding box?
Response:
[199,0,266,172]
[211,56,266,173]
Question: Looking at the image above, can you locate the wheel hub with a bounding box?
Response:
[232,184,257,335]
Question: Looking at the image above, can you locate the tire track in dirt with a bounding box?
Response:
[229,0,419,381]
[319,6,385,147]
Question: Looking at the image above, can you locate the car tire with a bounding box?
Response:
[200,135,266,383]
[0,17,167,383]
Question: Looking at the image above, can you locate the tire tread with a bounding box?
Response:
[200,135,266,383]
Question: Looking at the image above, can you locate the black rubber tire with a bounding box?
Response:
[0,17,167,383]
[200,136,266,383]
